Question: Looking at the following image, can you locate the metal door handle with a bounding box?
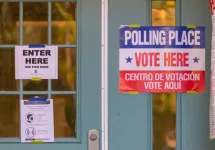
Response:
[88,129,99,150]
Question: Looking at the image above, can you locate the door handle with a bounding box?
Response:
[88,129,99,150]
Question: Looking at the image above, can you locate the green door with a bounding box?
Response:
[0,0,101,149]
[108,0,215,150]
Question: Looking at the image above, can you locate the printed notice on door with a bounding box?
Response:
[20,99,54,143]
[15,46,58,79]
[119,25,205,93]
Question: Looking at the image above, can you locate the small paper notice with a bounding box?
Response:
[20,99,54,143]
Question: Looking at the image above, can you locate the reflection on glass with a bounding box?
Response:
[52,48,76,91]
[0,95,19,137]
[23,80,48,91]
[52,2,76,44]
[0,49,18,90]
[0,2,19,44]
[52,95,76,137]
[153,93,176,150]
[152,1,176,150]
[152,1,175,26]
[22,2,48,44]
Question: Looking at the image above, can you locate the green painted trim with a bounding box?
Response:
[0,44,77,48]
[19,1,24,143]
[0,138,81,143]
[176,94,182,150]
[76,0,82,142]
[176,0,182,149]
[147,0,152,149]
[148,94,153,150]
[48,1,52,99]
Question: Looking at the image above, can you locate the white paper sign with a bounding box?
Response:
[15,46,58,79]
[20,99,54,143]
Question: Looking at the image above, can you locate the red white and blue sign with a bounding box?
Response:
[119,25,205,93]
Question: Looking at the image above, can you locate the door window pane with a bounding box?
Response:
[52,95,76,137]
[23,80,48,91]
[0,2,19,44]
[52,48,76,91]
[52,2,76,45]
[0,95,19,137]
[23,2,48,44]
[152,1,176,150]
[0,49,18,91]
[153,93,176,150]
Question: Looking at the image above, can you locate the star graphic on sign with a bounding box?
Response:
[193,56,200,63]
[125,56,132,63]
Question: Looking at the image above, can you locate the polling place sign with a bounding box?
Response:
[119,25,205,93]
[15,45,58,79]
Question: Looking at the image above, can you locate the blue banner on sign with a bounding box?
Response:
[119,26,205,48]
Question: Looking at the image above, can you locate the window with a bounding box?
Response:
[0,1,78,142]
[151,1,176,150]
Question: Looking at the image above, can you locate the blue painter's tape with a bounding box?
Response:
[28,97,47,101]
[28,44,45,48]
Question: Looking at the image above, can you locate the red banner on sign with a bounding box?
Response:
[119,71,205,93]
